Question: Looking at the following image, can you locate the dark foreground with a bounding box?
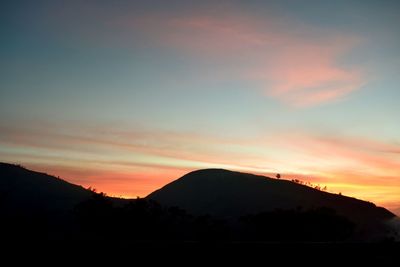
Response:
[1,164,398,265]
[4,241,399,265]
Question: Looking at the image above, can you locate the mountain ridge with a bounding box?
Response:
[147,168,395,224]
[1,162,394,223]
[0,162,397,241]
[0,162,93,214]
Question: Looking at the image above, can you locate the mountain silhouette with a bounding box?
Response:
[1,163,397,242]
[0,162,92,215]
[147,169,394,228]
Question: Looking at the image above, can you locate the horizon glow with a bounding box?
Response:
[1,1,400,215]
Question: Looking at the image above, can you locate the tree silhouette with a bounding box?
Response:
[240,207,355,242]
[276,173,281,179]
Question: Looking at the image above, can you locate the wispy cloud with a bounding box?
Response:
[119,13,365,107]
[261,43,364,107]
[269,132,400,177]
[1,123,400,201]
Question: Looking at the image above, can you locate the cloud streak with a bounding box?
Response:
[121,12,365,107]
[1,123,400,201]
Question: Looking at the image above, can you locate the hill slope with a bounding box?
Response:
[147,169,394,224]
[0,163,92,215]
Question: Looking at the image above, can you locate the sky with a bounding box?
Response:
[1,0,400,215]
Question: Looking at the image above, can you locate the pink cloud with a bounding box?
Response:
[3,123,399,179]
[272,133,400,177]
[2,123,399,204]
[123,14,271,55]
[262,42,364,106]
[0,124,274,174]
[121,13,365,107]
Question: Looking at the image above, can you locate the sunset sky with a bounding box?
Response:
[1,1,400,215]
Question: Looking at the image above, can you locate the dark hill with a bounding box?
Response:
[1,163,396,241]
[0,162,92,215]
[147,169,394,225]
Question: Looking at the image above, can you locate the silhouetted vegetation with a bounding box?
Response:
[73,192,231,241]
[0,163,396,244]
[71,192,356,242]
[240,207,355,242]
[291,178,328,191]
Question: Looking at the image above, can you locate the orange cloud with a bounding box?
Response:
[2,123,399,206]
[270,133,400,179]
[122,13,365,106]
[3,124,399,179]
[263,43,364,107]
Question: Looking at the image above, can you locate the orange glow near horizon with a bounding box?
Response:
[2,123,399,215]
[21,160,400,215]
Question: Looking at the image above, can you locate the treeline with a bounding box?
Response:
[1,192,356,242]
[72,193,355,242]
[73,193,230,241]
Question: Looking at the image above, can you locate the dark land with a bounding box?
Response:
[0,162,398,264]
